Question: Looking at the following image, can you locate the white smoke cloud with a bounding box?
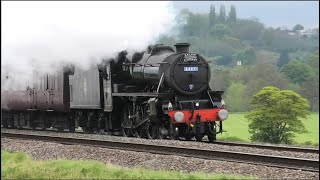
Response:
[1,1,176,89]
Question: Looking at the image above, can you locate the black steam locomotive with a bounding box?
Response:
[1,43,228,142]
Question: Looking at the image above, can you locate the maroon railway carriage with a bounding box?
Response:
[2,69,72,131]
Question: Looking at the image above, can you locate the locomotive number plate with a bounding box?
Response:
[184,67,198,72]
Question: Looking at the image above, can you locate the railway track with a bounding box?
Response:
[2,132,319,172]
[3,127,318,154]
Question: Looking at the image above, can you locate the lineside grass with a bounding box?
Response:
[217,113,319,146]
[1,150,255,179]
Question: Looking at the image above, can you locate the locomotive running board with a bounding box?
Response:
[112,92,168,97]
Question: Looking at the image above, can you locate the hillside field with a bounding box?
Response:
[217,113,319,146]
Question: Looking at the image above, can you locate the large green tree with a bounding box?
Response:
[245,86,310,144]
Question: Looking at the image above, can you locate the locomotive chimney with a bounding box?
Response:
[174,43,190,53]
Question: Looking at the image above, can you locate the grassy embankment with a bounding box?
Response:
[217,113,319,146]
[1,150,255,179]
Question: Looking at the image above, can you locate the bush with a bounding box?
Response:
[245,86,311,144]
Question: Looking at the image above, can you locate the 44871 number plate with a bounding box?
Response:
[184,67,198,72]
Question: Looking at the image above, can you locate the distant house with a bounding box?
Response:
[299,29,314,37]
[288,31,296,36]
[278,27,318,37]
[283,29,297,36]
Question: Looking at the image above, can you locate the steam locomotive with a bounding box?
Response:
[1,43,228,142]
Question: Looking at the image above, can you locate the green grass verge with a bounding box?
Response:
[1,150,255,179]
[217,113,319,146]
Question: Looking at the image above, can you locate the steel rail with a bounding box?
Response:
[2,132,319,172]
[213,141,319,154]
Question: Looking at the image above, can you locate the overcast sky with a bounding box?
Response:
[172,1,319,29]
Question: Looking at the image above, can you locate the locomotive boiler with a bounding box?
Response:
[1,43,228,142]
[114,43,210,95]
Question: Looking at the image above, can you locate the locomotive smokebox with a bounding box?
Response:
[174,43,190,53]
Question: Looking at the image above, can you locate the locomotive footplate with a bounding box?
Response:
[112,92,169,97]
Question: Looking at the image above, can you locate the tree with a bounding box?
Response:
[228,5,237,24]
[209,24,231,39]
[300,50,319,112]
[307,50,319,75]
[209,67,230,91]
[209,4,216,28]
[229,64,291,98]
[310,28,319,42]
[277,50,290,68]
[224,81,249,112]
[178,11,209,38]
[281,60,312,85]
[255,49,278,65]
[292,24,304,32]
[233,19,264,42]
[232,46,256,65]
[218,4,226,23]
[208,38,235,65]
[261,28,276,47]
[300,76,319,112]
[245,86,310,144]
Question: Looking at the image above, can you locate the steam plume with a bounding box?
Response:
[1,1,176,90]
